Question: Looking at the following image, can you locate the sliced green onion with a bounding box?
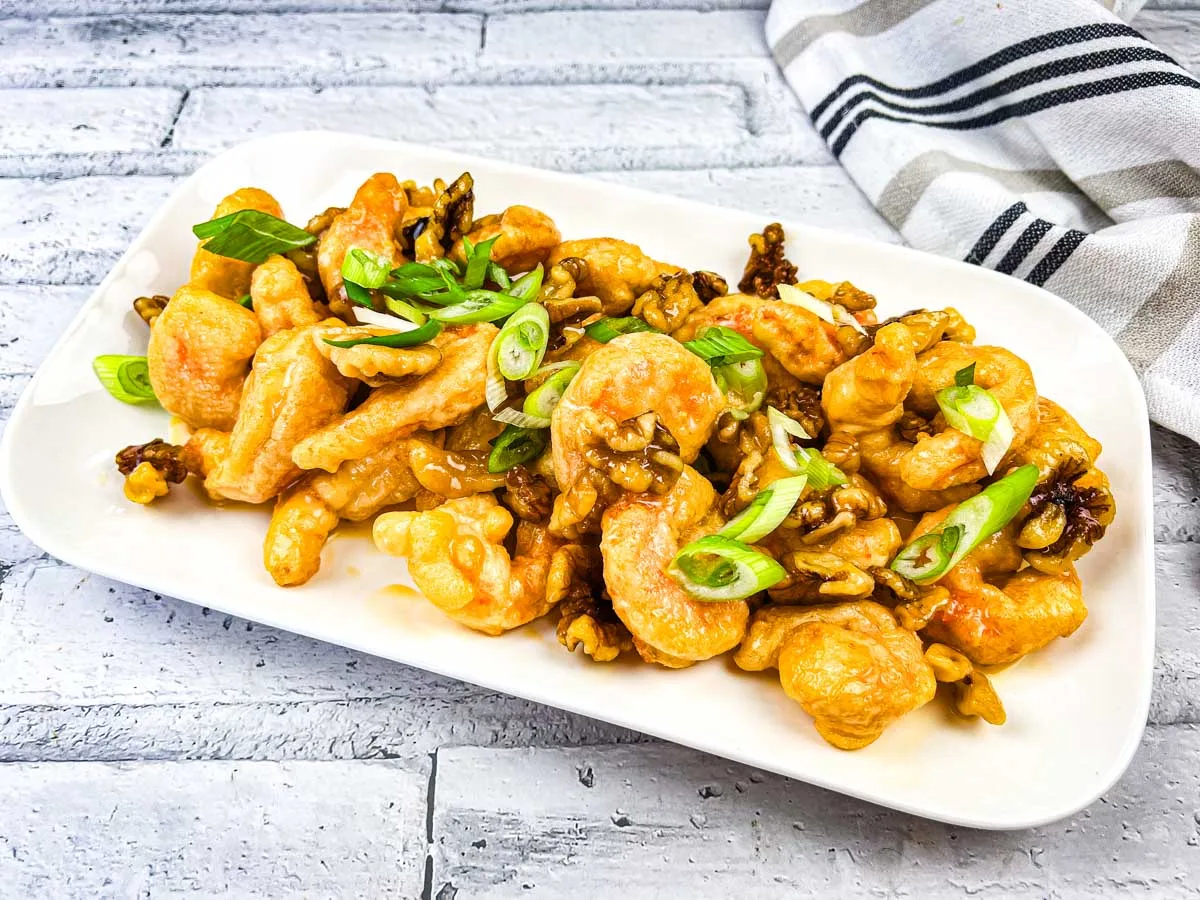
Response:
[485,338,509,413]
[936,379,1014,475]
[322,319,442,349]
[463,236,499,290]
[669,534,786,602]
[524,362,580,420]
[493,407,550,429]
[494,303,550,380]
[718,476,808,544]
[236,293,253,309]
[93,355,157,405]
[342,248,391,290]
[767,406,811,473]
[890,464,1039,583]
[428,289,529,325]
[713,358,766,421]
[777,282,866,335]
[488,262,512,291]
[955,363,977,387]
[794,446,848,492]
[507,264,545,302]
[584,317,658,343]
[192,210,314,264]
[344,281,374,308]
[487,424,549,473]
[683,326,764,368]
[383,296,427,325]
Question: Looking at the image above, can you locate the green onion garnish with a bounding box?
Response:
[462,236,499,290]
[192,210,315,264]
[342,248,391,290]
[683,326,765,368]
[488,262,512,291]
[669,534,786,602]
[936,364,1014,474]
[93,355,157,405]
[383,296,428,325]
[236,293,253,309]
[583,317,659,343]
[713,357,766,421]
[322,319,443,350]
[718,476,808,545]
[487,424,550,473]
[890,464,1039,584]
[523,361,580,421]
[766,406,812,473]
[494,303,550,381]
[507,264,546,302]
[429,289,531,325]
[793,446,848,492]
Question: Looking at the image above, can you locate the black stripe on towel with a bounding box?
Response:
[831,70,1200,158]
[820,46,1177,140]
[964,202,1028,266]
[809,23,1143,123]
[1025,230,1088,286]
[995,219,1054,275]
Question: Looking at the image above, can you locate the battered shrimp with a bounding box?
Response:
[316,173,407,313]
[546,238,680,315]
[734,602,936,750]
[190,187,283,300]
[250,254,327,337]
[292,324,497,472]
[899,342,1039,490]
[374,495,578,635]
[451,205,561,273]
[911,506,1087,665]
[551,331,723,495]
[673,293,846,384]
[601,467,749,664]
[204,322,355,504]
[146,285,262,431]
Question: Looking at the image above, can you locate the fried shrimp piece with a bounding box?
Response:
[189,187,284,300]
[546,238,681,316]
[738,222,797,298]
[822,321,915,434]
[451,205,560,273]
[871,308,975,353]
[911,506,1087,665]
[204,322,355,504]
[374,495,578,635]
[313,323,443,387]
[317,173,408,314]
[858,432,981,513]
[600,467,749,665]
[1012,398,1114,574]
[147,285,262,431]
[734,602,936,750]
[673,293,845,384]
[900,342,1040,490]
[251,254,327,337]
[550,332,723,534]
[292,324,497,472]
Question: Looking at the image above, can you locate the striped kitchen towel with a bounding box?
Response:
[767,0,1200,443]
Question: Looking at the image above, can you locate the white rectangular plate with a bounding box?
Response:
[0,132,1154,829]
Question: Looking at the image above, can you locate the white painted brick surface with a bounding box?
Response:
[0,87,181,156]
[433,735,1200,898]
[0,759,429,897]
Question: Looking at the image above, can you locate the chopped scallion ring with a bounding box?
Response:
[767,406,811,473]
[794,446,848,492]
[494,303,550,380]
[487,424,549,473]
[322,319,442,349]
[890,464,1039,583]
[777,282,867,335]
[936,367,1014,475]
[669,535,786,602]
[428,289,530,325]
[507,264,545,302]
[93,355,157,405]
[493,407,550,429]
[523,362,580,421]
[462,236,498,290]
[683,326,764,367]
[584,317,658,343]
[718,476,808,544]
[383,296,428,325]
[192,210,315,264]
[713,357,766,421]
[342,248,391,290]
[236,294,253,310]
[955,363,976,387]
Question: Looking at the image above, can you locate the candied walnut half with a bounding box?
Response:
[503,465,554,524]
[770,550,875,602]
[133,294,170,327]
[557,584,632,663]
[691,270,728,303]
[738,222,797,298]
[869,567,950,631]
[115,438,193,483]
[631,271,706,333]
[1018,458,1115,574]
[764,382,825,440]
[414,172,474,261]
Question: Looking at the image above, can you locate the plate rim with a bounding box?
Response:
[0,129,1157,830]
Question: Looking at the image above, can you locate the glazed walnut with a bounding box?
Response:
[738,222,797,299]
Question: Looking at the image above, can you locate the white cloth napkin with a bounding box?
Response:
[767,0,1200,443]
